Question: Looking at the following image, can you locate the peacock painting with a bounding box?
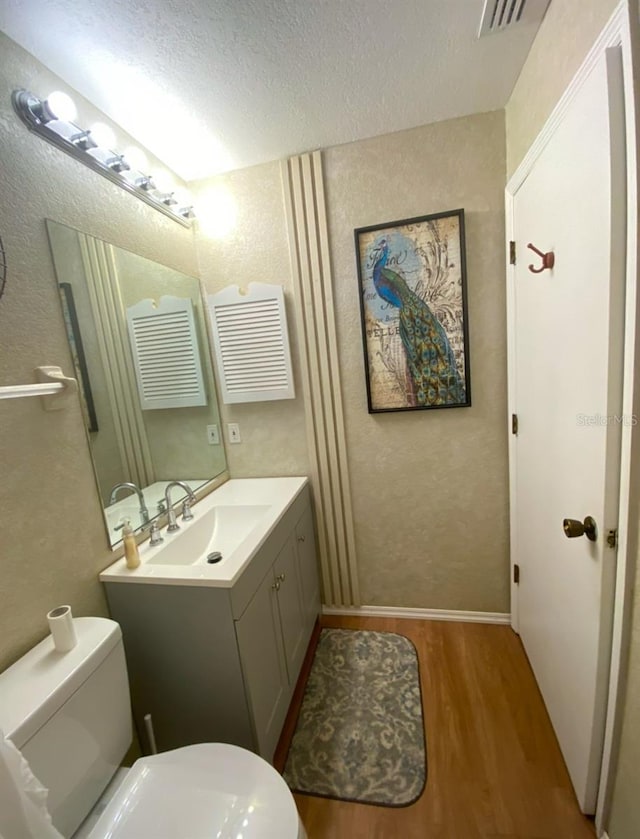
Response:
[355,210,470,412]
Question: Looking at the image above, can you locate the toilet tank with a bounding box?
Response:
[0,617,132,838]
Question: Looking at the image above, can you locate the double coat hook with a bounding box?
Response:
[527,242,555,273]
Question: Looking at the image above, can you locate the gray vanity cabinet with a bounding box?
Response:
[235,531,309,759]
[103,487,320,763]
[274,533,308,682]
[234,559,289,760]
[295,505,322,636]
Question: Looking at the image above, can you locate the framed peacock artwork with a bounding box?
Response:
[355,208,471,413]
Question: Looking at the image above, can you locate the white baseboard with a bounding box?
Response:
[322,605,511,625]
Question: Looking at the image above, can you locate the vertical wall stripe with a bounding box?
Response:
[282,151,360,607]
[311,154,361,604]
[79,235,154,490]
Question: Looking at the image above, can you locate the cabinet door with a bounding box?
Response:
[274,535,307,685]
[295,505,321,636]
[235,569,289,760]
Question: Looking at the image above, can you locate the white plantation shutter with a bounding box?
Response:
[126,296,207,409]
[208,283,295,403]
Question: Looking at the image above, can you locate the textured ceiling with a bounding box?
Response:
[0,0,544,181]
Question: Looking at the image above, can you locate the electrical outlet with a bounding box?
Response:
[227,422,241,444]
[206,424,219,445]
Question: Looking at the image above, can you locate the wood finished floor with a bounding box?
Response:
[274,615,596,839]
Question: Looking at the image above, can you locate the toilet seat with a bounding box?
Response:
[84,743,303,839]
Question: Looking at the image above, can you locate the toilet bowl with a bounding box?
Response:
[0,617,305,839]
[75,743,305,839]
[77,743,305,838]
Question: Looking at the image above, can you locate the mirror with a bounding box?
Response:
[46,220,227,546]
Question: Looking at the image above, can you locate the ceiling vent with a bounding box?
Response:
[478,0,551,37]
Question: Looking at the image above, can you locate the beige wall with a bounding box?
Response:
[506,0,619,177]
[194,112,510,612]
[191,162,311,478]
[324,112,509,610]
[507,1,640,835]
[0,32,199,671]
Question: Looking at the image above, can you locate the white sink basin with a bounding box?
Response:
[147,505,270,566]
[99,477,308,588]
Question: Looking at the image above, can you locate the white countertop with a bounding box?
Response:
[99,477,308,588]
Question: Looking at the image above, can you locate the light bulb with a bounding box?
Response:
[123,146,148,173]
[89,122,116,149]
[172,188,195,219]
[197,187,237,238]
[45,91,77,122]
[172,187,192,208]
[151,170,174,194]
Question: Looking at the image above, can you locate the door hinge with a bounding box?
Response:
[509,240,516,265]
[607,529,618,549]
[511,413,518,435]
[514,564,520,584]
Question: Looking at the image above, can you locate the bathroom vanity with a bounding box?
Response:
[100,477,321,762]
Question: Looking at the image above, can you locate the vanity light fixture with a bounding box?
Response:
[12,89,195,227]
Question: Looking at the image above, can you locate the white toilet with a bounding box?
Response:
[0,617,306,838]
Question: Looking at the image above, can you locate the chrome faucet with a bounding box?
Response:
[109,482,150,525]
[164,481,197,532]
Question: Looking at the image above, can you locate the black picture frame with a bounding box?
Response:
[58,282,99,432]
[354,208,471,413]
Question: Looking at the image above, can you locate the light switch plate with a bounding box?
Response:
[227,422,241,444]
[206,424,220,445]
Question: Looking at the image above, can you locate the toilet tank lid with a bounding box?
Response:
[0,617,122,749]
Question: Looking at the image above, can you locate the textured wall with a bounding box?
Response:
[324,112,509,611]
[193,115,509,612]
[506,0,619,177]
[0,32,199,672]
[191,162,311,478]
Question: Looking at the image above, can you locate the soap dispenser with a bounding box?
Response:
[122,519,140,570]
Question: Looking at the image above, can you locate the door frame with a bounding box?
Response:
[505,2,638,832]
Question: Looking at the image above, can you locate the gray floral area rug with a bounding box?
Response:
[283,628,426,806]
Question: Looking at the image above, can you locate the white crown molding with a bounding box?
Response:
[322,605,511,625]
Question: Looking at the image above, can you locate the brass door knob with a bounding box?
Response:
[563,516,597,542]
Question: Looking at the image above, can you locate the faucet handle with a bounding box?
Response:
[148,521,164,546]
[182,500,194,521]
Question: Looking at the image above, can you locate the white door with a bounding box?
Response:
[511,47,626,813]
